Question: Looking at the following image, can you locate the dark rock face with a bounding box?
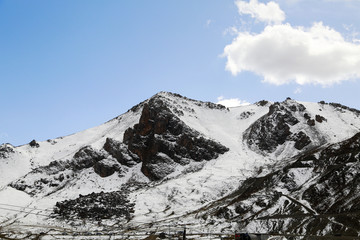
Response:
[315,114,327,123]
[205,132,360,237]
[29,139,40,148]
[245,100,308,153]
[54,190,134,220]
[307,119,315,126]
[292,131,311,150]
[256,100,269,106]
[93,158,121,177]
[103,138,140,167]
[123,97,229,180]
[302,132,360,215]
[0,144,14,158]
[72,146,106,171]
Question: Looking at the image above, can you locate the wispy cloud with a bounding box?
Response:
[294,87,302,94]
[235,0,285,25]
[217,96,250,107]
[206,19,213,28]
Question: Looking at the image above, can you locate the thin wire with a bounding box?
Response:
[0,206,49,217]
[0,203,53,212]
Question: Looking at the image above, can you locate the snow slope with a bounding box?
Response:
[1,92,360,237]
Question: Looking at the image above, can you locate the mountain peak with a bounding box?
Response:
[2,93,360,238]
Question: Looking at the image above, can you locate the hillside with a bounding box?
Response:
[1,92,360,239]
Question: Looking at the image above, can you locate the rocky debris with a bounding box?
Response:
[256,100,269,106]
[315,114,327,123]
[319,101,360,116]
[0,144,14,158]
[303,113,311,120]
[307,119,315,126]
[54,190,134,220]
[238,111,255,120]
[10,169,74,195]
[329,102,360,116]
[29,139,40,148]
[205,132,360,237]
[103,138,140,167]
[292,131,311,150]
[123,96,229,180]
[129,92,226,115]
[162,92,226,110]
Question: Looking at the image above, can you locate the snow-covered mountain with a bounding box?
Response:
[1,92,360,239]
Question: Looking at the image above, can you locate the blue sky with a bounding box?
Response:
[1,0,360,146]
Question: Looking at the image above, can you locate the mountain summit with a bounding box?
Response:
[1,92,360,238]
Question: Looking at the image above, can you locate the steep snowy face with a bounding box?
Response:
[199,131,360,237]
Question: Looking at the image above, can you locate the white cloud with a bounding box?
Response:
[206,19,212,28]
[235,0,285,25]
[223,22,360,86]
[217,96,250,107]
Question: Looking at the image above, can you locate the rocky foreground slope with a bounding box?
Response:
[1,92,360,238]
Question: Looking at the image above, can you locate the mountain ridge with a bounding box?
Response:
[1,91,360,238]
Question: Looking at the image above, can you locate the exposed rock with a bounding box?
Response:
[292,131,311,150]
[303,113,311,120]
[0,144,14,158]
[103,138,140,167]
[329,102,360,116]
[238,111,255,120]
[29,139,40,148]
[245,101,306,152]
[93,158,121,177]
[315,114,327,123]
[256,100,269,106]
[214,206,233,219]
[123,97,229,180]
[72,146,106,170]
[307,119,315,126]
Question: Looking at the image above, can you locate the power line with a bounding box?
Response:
[0,206,49,217]
[0,203,53,212]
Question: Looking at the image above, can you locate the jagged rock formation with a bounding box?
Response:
[103,138,141,167]
[72,146,107,171]
[245,100,305,152]
[0,144,14,158]
[244,99,329,156]
[9,93,230,196]
[123,97,229,180]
